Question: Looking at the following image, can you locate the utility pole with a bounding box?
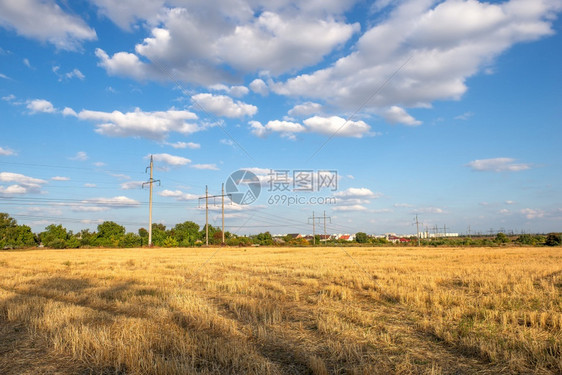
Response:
[415,214,421,246]
[308,212,322,245]
[467,225,471,237]
[205,185,209,246]
[443,224,447,237]
[198,186,231,246]
[322,211,332,242]
[142,155,160,247]
[222,183,225,245]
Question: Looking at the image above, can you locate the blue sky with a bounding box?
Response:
[1,0,561,236]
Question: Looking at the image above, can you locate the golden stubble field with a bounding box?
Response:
[0,246,561,374]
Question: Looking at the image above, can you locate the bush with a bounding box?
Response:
[545,233,561,246]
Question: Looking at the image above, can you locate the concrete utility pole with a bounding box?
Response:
[142,155,160,246]
[198,186,231,246]
[222,183,225,245]
[415,214,421,246]
[205,185,209,246]
[322,211,332,241]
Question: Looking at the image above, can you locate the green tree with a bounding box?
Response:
[254,231,273,246]
[355,232,368,243]
[151,223,168,246]
[495,232,510,244]
[0,213,36,249]
[171,221,200,246]
[119,232,142,248]
[545,233,562,246]
[95,221,125,247]
[39,224,74,248]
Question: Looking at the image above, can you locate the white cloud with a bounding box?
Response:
[0,172,47,194]
[70,196,140,212]
[27,99,56,114]
[165,141,200,149]
[150,153,191,166]
[84,183,96,188]
[92,162,105,167]
[192,93,257,118]
[251,115,371,139]
[70,151,88,161]
[288,102,323,117]
[65,68,85,80]
[413,207,445,214]
[120,181,144,190]
[209,84,249,97]
[0,0,96,50]
[23,58,31,68]
[220,139,235,147]
[51,176,70,181]
[62,107,77,117]
[77,107,201,140]
[466,158,531,172]
[158,189,198,201]
[333,204,368,212]
[521,208,545,219]
[0,73,10,80]
[304,116,371,138]
[249,79,268,96]
[191,163,219,171]
[0,147,16,156]
[2,94,15,102]
[382,106,422,126]
[505,200,515,205]
[499,209,510,214]
[335,187,382,200]
[273,0,562,118]
[95,5,358,84]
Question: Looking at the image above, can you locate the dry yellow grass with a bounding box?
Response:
[0,246,561,374]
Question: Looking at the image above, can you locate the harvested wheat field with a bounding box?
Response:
[0,246,561,374]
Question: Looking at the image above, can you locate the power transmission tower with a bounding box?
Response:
[443,224,447,237]
[142,155,160,247]
[198,185,231,246]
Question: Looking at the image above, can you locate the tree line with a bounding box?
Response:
[1,213,561,249]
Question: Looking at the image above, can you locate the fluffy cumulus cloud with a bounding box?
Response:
[288,102,323,117]
[333,187,382,210]
[191,93,257,118]
[0,0,96,50]
[466,157,532,172]
[382,106,422,126]
[27,99,56,114]
[158,189,198,201]
[94,2,358,84]
[250,120,305,140]
[76,107,201,140]
[0,172,47,194]
[521,208,545,219]
[165,141,200,149]
[273,0,562,123]
[251,116,371,139]
[150,153,191,166]
[209,84,249,98]
[249,79,268,96]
